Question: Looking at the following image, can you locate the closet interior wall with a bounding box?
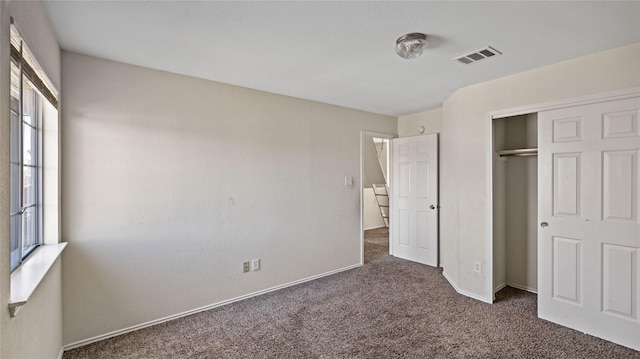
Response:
[493,113,538,294]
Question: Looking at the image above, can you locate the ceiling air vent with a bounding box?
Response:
[454,46,502,65]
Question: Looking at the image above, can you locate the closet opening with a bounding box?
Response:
[492,113,538,297]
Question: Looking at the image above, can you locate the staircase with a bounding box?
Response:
[364,136,391,229]
[372,137,390,228]
[371,183,389,228]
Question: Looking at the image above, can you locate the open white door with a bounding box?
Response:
[538,97,640,350]
[391,134,438,266]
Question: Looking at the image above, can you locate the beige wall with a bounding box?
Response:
[60,52,396,346]
[504,114,537,292]
[362,135,385,187]
[0,1,63,358]
[441,42,640,301]
[398,107,442,138]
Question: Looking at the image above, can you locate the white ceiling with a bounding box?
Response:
[42,1,640,116]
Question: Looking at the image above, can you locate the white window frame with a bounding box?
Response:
[8,19,66,317]
[10,28,45,271]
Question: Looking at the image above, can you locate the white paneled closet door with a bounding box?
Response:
[538,97,640,350]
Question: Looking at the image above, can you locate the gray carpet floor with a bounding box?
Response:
[64,228,640,358]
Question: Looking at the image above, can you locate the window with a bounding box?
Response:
[9,23,58,271]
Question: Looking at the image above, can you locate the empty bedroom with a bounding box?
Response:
[0,1,639,358]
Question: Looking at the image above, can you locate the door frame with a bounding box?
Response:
[485,86,640,303]
[360,131,396,265]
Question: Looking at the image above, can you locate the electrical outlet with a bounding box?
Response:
[344,176,353,186]
[473,261,482,273]
[243,261,250,273]
[251,258,260,271]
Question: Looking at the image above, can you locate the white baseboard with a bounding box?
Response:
[493,282,537,301]
[493,282,507,294]
[58,346,64,359]
[363,225,386,231]
[63,263,362,351]
[442,270,493,304]
[505,282,537,294]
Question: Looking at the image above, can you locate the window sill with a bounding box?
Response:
[9,242,67,317]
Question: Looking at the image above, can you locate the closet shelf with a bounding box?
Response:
[497,148,538,157]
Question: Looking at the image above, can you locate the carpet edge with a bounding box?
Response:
[62,262,363,352]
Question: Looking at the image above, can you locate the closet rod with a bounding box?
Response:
[497,148,538,157]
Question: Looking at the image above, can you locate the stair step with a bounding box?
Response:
[372,182,390,227]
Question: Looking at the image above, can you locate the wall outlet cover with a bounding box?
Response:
[251,258,260,271]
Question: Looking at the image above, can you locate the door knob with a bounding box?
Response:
[540,222,549,228]
[430,204,435,209]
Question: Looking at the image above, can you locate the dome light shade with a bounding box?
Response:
[395,33,428,59]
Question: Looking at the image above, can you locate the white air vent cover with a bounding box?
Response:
[454,46,502,65]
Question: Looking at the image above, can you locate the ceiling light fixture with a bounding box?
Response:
[395,33,428,59]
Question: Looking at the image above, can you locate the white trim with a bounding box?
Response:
[442,270,492,304]
[388,138,394,256]
[493,282,537,295]
[57,347,64,359]
[364,225,386,231]
[63,263,361,351]
[361,131,397,139]
[489,86,640,119]
[9,242,67,317]
[484,85,640,304]
[493,282,507,294]
[506,282,537,294]
[485,110,495,303]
